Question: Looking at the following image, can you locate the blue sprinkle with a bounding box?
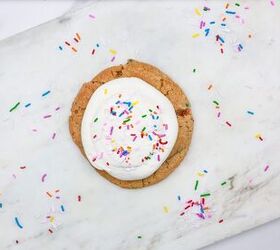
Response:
[177,195,181,201]
[25,103,31,108]
[239,44,243,49]
[210,21,216,25]
[203,170,208,173]
[96,43,100,47]
[247,111,254,115]
[221,23,226,26]
[61,205,65,212]
[0,203,2,208]
[115,100,120,104]
[225,10,236,14]
[15,217,23,229]
[59,46,63,50]
[42,90,51,97]
[200,204,204,214]
[205,28,210,37]
[218,36,225,43]
[148,135,153,141]
[119,111,125,117]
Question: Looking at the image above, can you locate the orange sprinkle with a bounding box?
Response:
[76,33,81,41]
[46,192,52,198]
[208,84,213,90]
[71,47,77,52]
[225,3,229,9]
[222,17,226,21]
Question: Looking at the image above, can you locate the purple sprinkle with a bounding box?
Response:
[111,56,116,62]
[43,115,52,119]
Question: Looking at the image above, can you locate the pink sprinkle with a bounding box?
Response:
[264,165,269,172]
[78,195,81,202]
[219,219,224,223]
[217,112,221,118]
[43,115,52,119]
[157,154,160,161]
[199,21,204,29]
[89,14,96,19]
[235,15,240,18]
[111,56,116,62]
[92,49,95,55]
[110,126,114,136]
[270,1,275,6]
[244,6,250,10]
[133,136,137,142]
[225,121,232,127]
[41,174,47,182]
[163,124,168,130]
[55,107,60,111]
[196,213,205,219]
[52,133,56,139]
[32,129,37,132]
[20,166,26,170]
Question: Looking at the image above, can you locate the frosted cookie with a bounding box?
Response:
[69,59,193,188]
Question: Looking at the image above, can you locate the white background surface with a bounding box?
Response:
[0,1,279,249]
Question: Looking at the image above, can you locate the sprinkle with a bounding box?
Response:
[217,112,221,118]
[225,121,232,127]
[71,47,77,52]
[61,205,65,212]
[177,195,181,201]
[59,46,63,50]
[96,43,100,47]
[109,49,117,55]
[48,229,53,234]
[157,154,160,161]
[193,68,196,73]
[78,195,81,202]
[200,193,211,197]
[225,10,236,14]
[270,1,275,6]
[65,41,71,46]
[0,203,2,208]
[46,192,52,198]
[180,212,185,216]
[25,103,31,108]
[225,3,229,8]
[9,102,20,112]
[110,126,114,135]
[220,48,224,54]
[213,100,219,106]
[194,180,199,191]
[203,170,208,173]
[195,8,202,16]
[111,56,116,62]
[43,115,52,119]
[142,127,146,132]
[94,117,98,123]
[217,35,225,43]
[148,135,153,141]
[89,14,96,19]
[42,90,51,97]
[163,206,169,213]
[208,84,213,90]
[205,28,210,36]
[52,133,56,139]
[247,111,254,115]
[235,3,240,7]
[41,174,47,182]
[74,38,79,43]
[264,165,269,172]
[76,33,81,41]
[55,107,60,111]
[219,219,224,223]
[15,217,23,229]
[255,133,263,141]
[192,33,200,38]
[92,49,95,55]
[221,181,227,186]
[210,21,216,25]
[141,115,147,118]
[137,236,142,239]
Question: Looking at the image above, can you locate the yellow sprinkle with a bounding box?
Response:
[111,140,116,143]
[163,206,169,213]
[132,101,139,106]
[192,33,200,38]
[195,8,202,16]
[197,172,204,177]
[50,216,55,223]
[109,49,117,55]
[255,133,261,139]
[104,88,108,95]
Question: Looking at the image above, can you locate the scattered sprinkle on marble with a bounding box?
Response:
[78,195,81,202]
[15,217,23,229]
[52,133,56,140]
[59,46,63,51]
[25,103,31,108]
[42,90,51,97]
[221,181,227,186]
[137,236,142,239]
[219,219,224,223]
[89,14,96,19]
[9,102,20,112]
[255,133,263,141]
[20,166,26,170]
[41,174,47,182]
[225,121,232,127]
[111,56,116,62]
[177,195,181,201]
[264,165,269,172]
[193,68,196,73]
[43,115,52,119]
[163,206,169,213]
[194,180,199,191]
[61,205,65,212]
[200,193,211,197]
[247,110,254,115]
[208,84,213,90]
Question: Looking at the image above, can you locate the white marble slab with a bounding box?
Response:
[0,1,280,249]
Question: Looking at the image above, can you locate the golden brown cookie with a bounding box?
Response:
[69,59,193,189]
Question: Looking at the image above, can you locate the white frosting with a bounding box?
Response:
[81,77,178,180]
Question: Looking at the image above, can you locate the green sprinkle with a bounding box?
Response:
[148,109,153,112]
[141,114,147,118]
[94,117,98,122]
[221,181,227,186]
[142,127,146,132]
[200,193,211,197]
[235,3,240,6]
[193,68,196,73]
[213,100,219,106]
[9,102,20,112]
[137,236,142,239]
[123,118,131,123]
[194,180,199,191]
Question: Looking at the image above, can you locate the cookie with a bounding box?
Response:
[69,59,193,188]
